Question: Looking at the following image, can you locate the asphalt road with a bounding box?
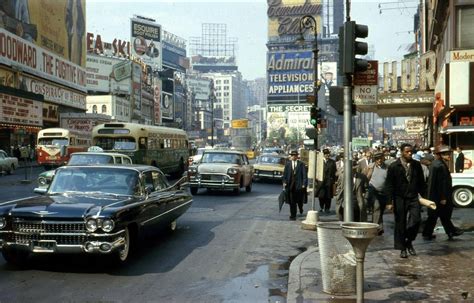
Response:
[0,174,317,302]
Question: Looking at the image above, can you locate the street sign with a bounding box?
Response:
[353,85,378,105]
[353,60,378,85]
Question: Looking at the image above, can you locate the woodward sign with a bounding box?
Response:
[0,28,87,92]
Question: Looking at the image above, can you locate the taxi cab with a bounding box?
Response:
[253,153,288,182]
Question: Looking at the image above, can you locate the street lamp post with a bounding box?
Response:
[296,15,320,151]
[296,15,320,218]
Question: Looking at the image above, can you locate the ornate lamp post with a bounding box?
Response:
[296,15,321,221]
[296,15,320,151]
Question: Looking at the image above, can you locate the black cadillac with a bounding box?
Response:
[0,165,192,265]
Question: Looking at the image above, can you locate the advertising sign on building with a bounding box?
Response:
[405,118,424,134]
[130,17,162,70]
[86,55,131,93]
[267,104,311,140]
[267,0,322,41]
[86,33,131,58]
[186,78,210,100]
[20,75,86,110]
[0,0,86,68]
[161,91,173,120]
[0,92,42,126]
[0,28,87,92]
[231,119,249,128]
[267,50,336,100]
[131,62,141,118]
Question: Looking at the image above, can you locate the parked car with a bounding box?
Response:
[37,151,133,188]
[452,173,474,208]
[0,165,192,266]
[187,149,253,195]
[253,153,287,182]
[0,150,18,175]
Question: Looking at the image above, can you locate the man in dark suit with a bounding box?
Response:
[455,146,465,173]
[386,143,426,259]
[283,150,308,220]
[422,145,464,240]
[318,148,337,213]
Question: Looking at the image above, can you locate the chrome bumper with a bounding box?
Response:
[0,230,125,254]
[189,174,239,189]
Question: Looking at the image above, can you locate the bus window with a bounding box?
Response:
[139,137,147,149]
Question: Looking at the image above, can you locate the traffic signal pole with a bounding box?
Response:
[342,73,354,222]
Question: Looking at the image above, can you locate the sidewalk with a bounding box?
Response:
[288,212,474,302]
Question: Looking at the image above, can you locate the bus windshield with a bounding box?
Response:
[95,137,136,151]
[38,138,69,146]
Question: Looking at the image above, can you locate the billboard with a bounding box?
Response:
[130,17,162,70]
[267,50,337,99]
[86,54,131,93]
[267,103,311,140]
[161,91,173,120]
[267,0,322,42]
[0,28,87,92]
[0,0,86,67]
[0,92,42,126]
[186,78,210,100]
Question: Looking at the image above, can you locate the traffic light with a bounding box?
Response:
[309,106,321,127]
[341,21,368,74]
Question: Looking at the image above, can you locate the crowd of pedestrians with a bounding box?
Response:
[282,142,465,259]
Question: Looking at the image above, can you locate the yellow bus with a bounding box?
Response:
[92,123,189,176]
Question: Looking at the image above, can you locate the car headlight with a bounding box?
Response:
[101,219,115,232]
[85,219,98,232]
[188,167,198,173]
[0,217,6,229]
[227,168,239,175]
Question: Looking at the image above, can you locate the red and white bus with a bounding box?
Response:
[36,128,91,169]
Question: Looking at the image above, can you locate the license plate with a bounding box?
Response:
[31,240,56,252]
[47,156,57,160]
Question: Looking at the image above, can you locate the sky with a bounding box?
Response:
[87,0,418,80]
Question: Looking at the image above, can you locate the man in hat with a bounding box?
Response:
[386,143,426,258]
[365,151,388,234]
[317,148,337,213]
[283,150,308,220]
[422,145,464,240]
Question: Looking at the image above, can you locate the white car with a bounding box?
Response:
[0,150,18,175]
[452,173,474,208]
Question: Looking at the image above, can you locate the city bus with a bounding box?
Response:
[36,128,91,169]
[92,122,189,176]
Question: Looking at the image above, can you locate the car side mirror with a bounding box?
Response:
[34,188,47,195]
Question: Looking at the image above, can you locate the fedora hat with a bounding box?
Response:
[289,150,299,156]
[435,145,451,154]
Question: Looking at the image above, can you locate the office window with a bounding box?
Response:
[102,105,107,113]
[224,79,229,84]
[92,105,97,113]
[457,6,474,48]
[223,86,229,90]
[224,92,229,96]
[216,80,221,84]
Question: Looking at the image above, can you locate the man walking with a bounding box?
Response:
[386,143,426,258]
[422,145,464,240]
[283,150,307,220]
[365,151,388,235]
[317,148,336,213]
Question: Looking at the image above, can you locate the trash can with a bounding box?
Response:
[317,222,356,295]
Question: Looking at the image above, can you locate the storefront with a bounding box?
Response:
[0,85,43,154]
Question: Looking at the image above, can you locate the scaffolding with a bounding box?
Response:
[189,23,238,57]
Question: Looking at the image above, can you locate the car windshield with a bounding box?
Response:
[68,154,114,165]
[201,153,241,164]
[48,167,140,196]
[258,156,285,165]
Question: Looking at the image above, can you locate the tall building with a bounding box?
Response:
[266,0,344,147]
